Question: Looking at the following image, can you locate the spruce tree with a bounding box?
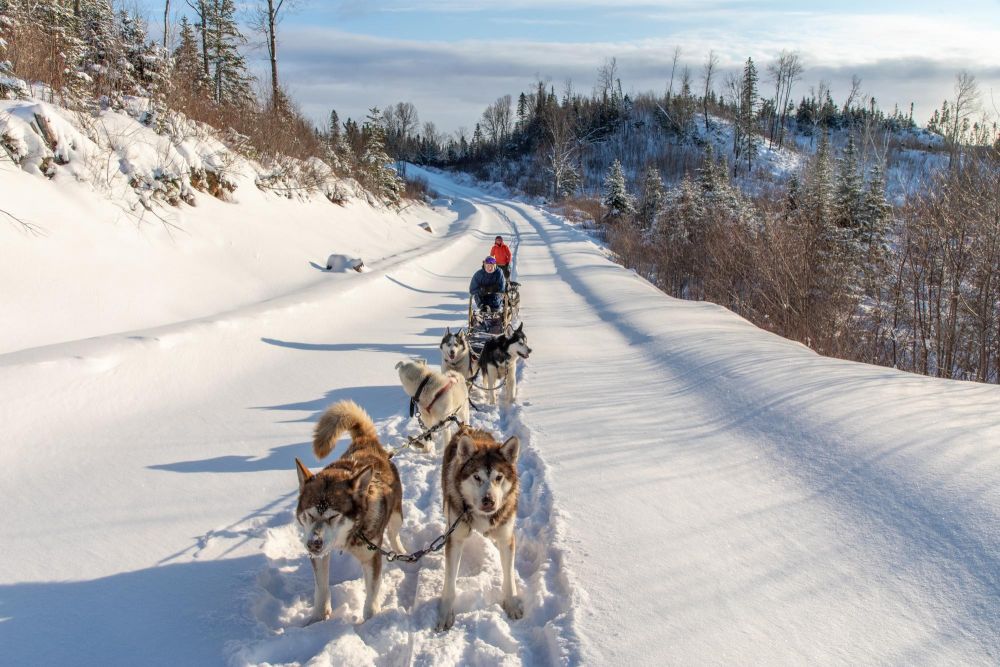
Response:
[360,107,402,205]
[0,1,17,91]
[78,0,125,102]
[207,0,254,108]
[119,9,164,97]
[638,165,665,230]
[834,133,864,256]
[804,131,835,234]
[698,143,721,194]
[739,57,759,174]
[859,163,891,271]
[325,108,351,172]
[602,158,635,219]
[171,17,209,100]
[327,109,341,148]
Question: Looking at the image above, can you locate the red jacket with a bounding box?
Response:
[490,241,512,265]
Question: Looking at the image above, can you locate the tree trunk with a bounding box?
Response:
[199,3,210,79]
[163,0,171,49]
[268,0,279,104]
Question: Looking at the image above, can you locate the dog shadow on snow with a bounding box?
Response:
[149,385,407,475]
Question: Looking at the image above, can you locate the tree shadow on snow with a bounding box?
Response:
[385,274,465,298]
[261,338,436,358]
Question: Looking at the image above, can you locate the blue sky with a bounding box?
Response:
[137,0,1000,133]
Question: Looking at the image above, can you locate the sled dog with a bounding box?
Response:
[396,358,470,450]
[440,327,478,382]
[477,322,531,406]
[436,426,522,631]
[506,282,521,319]
[295,400,405,623]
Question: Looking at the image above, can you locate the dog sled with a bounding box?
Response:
[467,281,520,356]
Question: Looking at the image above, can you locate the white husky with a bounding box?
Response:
[395,358,470,450]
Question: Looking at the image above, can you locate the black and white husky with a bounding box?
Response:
[477,322,531,406]
[439,327,478,382]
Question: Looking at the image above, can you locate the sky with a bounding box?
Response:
[140,1,1000,135]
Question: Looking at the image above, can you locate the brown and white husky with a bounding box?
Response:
[436,426,523,631]
[294,400,405,623]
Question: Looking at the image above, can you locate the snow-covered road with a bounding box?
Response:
[3,167,1000,665]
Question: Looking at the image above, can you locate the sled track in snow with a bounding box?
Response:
[228,346,580,662]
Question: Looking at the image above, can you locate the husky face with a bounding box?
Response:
[456,435,520,517]
[440,328,469,364]
[296,463,372,558]
[507,323,531,360]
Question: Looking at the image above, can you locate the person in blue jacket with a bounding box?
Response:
[469,256,506,311]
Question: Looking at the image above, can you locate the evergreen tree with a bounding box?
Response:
[739,57,759,173]
[602,158,635,218]
[324,108,351,172]
[785,174,801,217]
[804,131,835,234]
[0,1,17,89]
[78,0,126,102]
[327,109,341,147]
[516,92,528,129]
[119,9,164,97]
[207,0,255,108]
[698,143,721,194]
[834,133,864,255]
[661,175,702,247]
[171,16,209,99]
[360,107,402,205]
[638,165,665,229]
[859,163,891,270]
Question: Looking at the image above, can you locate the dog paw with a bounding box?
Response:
[362,601,381,622]
[307,607,332,625]
[502,596,524,620]
[435,605,455,631]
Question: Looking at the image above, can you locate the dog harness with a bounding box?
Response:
[409,374,457,417]
[423,377,456,412]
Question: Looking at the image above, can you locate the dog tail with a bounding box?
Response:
[313,400,378,459]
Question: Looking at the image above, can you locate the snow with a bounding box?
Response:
[3,151,1000,666]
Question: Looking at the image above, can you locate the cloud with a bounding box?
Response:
[270,27,1000,134]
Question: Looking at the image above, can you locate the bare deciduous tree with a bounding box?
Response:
[946,70,980,167]
[250,0,299,107]
[481,94,513,147]
[766,50,802,149]
[701,50,719,132]
[667,46,681,98]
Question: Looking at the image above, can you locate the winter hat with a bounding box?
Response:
[494,236,503,243]
[484,257,497,264]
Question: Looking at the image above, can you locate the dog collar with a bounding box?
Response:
[409,374,433,418]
